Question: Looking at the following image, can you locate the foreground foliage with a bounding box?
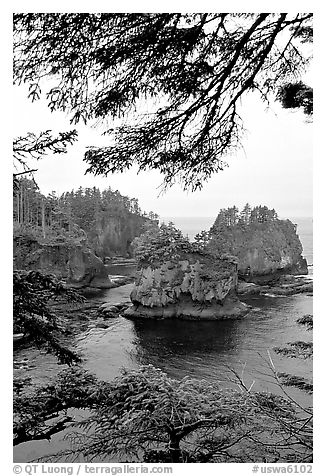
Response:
[274,314,313,360]
[274,341,313,360]
[13,270,83,364]
[14,365,312,463]
[277,373,313,394]
[14,368,98,445]
[297,314,313,331]
[277,81,313,116]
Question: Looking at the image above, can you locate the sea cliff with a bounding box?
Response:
[90,213,153,259]
[209,206,308,284]
[13,235,111,288]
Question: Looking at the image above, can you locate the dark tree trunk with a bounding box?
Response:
[16,189,20,223]
[20,187,23,223]
[169,435,182,462]
[41,200,46,238]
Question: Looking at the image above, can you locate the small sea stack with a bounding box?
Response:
[208,204,308,284]
[125,223,249,319]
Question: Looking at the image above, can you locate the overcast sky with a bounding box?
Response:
[13,77,312,219]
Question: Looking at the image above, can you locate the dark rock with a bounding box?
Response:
[95,322,109,329]
[88,277,116,289]
[102,311,120,319]
[237,282,261,295]
[239,275,313,297]
[98,303,122,318]
[99,305,120,313]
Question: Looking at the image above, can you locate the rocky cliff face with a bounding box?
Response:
[124,253,249,320]
[13,236,111,288]
[209,219,308,284]
[90,214,152,258]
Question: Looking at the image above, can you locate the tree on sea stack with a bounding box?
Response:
[209,205,307,283]
[14,13,312,191]
[128,223,248,319]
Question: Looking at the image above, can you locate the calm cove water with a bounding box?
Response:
[14,216,313,462]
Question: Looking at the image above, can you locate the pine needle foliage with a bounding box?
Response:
[13,270,83,365]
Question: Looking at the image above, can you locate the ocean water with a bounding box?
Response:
[162,216,313,265]
[15,286,313,462]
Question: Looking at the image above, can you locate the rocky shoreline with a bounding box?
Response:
[238,274,313,297]
[69,274,134,291]
[123,296,250,320]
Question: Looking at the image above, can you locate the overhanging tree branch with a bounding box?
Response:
[14,13,312,190]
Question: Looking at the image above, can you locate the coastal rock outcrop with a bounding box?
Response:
[124,253,249,320]
[209,208,308,284]
[237,274,313,296]
[13,235,112,288]
[93,214,153,259]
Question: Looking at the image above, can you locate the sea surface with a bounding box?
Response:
[14,216,313,462]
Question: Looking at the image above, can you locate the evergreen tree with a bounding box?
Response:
[277,81,313,116]
[213,204,278,230]
[240,203,251,225]
[13,270,82,365]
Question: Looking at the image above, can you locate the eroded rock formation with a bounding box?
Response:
[209,218,308,284]
[124,253,249,320]
[13,236,112,288]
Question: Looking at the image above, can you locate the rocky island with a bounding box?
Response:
[208,205,310,295]
[209,204,308,283]
[124,223,249,320]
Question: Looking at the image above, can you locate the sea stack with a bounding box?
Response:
[124,223,249,319]
[209,205,308,284]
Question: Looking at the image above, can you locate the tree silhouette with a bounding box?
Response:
[13,130,78,190]
[14,13,312,190]
[277,81,313,116]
